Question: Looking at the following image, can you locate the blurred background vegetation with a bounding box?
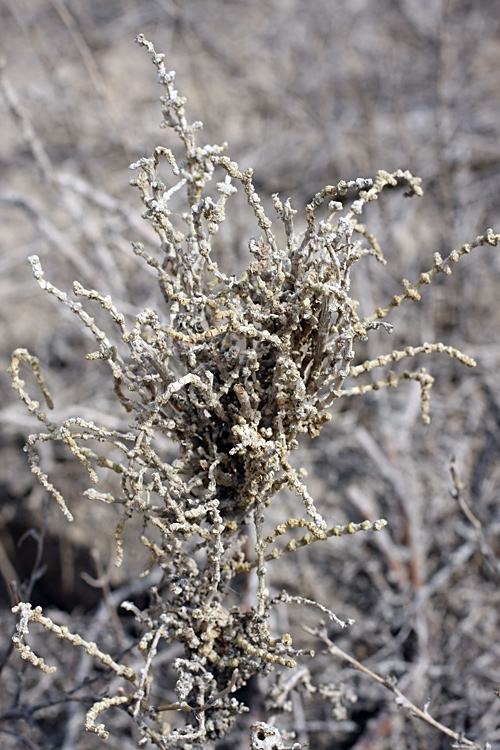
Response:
[1,1,500,748]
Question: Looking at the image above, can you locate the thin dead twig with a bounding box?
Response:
[303,622,489,750]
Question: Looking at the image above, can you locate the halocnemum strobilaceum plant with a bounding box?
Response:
[9,34,499,750]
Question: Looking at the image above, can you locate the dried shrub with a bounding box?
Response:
[8,35,499,750]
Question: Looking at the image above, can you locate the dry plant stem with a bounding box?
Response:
[0,61,52,183]
[80,549,128,651]
[363,228,500,324]
[0,64,131,291]
[354,426,425,589]
[11,602,138,684]
[303,624,486,749]
[450,457,500,581]
[47,0,129,156]
[233,517,388,572]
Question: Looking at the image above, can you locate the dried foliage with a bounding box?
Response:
[5,33,499,750]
